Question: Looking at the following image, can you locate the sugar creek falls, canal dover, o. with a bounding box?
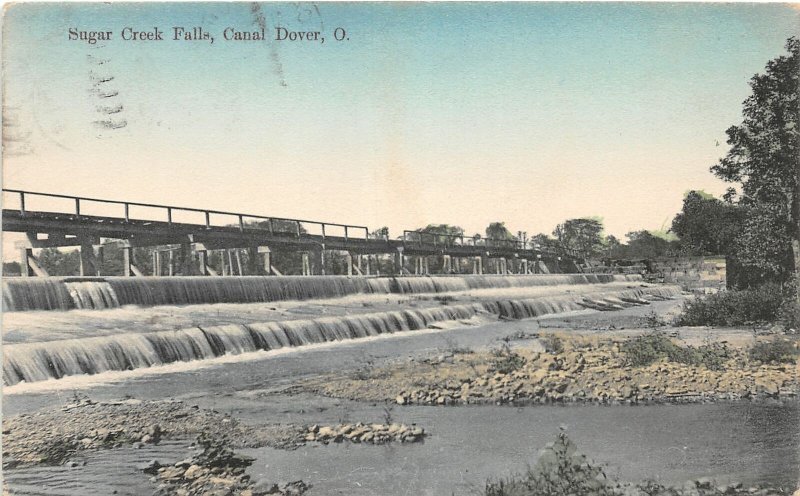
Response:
[2,274,798,496]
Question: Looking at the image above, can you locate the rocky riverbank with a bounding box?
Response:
[2,397,427,495]
[294,331,798,406]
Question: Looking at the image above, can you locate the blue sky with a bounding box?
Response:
[3,2,799,257]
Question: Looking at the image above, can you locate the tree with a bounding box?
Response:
[406,224,465,245]
[711,37,799,299]
[37,247,81,276]
[625,230,680,259]
[602,234,626,259]
[553,218,604,258]
[3,261,21,276]
[671,191,744,256]
[531,233,560,252]
[370,226,389,240]
[485,222,515,241]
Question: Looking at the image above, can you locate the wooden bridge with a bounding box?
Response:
[2,189,580,277]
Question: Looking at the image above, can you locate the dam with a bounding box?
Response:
[2,273,677,386]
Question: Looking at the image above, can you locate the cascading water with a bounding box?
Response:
[2,274,642,312]
[66,281,120,310]
[2,286,679,386]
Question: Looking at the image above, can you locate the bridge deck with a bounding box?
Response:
[2,189,575,261]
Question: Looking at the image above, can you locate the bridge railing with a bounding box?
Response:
[2,189,370,242]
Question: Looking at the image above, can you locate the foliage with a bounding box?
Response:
[541,334,564,354]
[553,218,604,258]
[489,344,527,374]
[749,339,798,364]
[486,221,516,241]
[621,333,730,371]
[675,283,787,327]
[3,261,22,276]
[624,230,680,259]
[484,432,783,496]
[779,299,800,331]
[530,233,560,251]
[37,247,81,276]
[484,432,619,496]
[710,37,799,296]
[671,191,744,256]
[728,203,795,286]
[370,226,390,240]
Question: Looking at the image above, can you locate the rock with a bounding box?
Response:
[395,395,407,405]
[137,459,162,475]
[251,479,280,495]
[183,464,204,479]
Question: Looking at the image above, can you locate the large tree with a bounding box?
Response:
[485,222,516,241]
[553,218,604,259]
[710,37,799,299]
[671,191,744,256]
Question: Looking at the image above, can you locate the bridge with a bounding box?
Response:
[2,189,581,277]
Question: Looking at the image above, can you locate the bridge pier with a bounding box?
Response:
[79,236,100,276]
[18,247,48,277]
[344,252,353,276]
[394,250,405,275]
[441,254,451,274]
[537,260,550,274]
[194,244,217,276]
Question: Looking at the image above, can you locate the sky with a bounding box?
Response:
[2,2,799,259]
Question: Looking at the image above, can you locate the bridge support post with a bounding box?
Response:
[79,236,100,276]
[314,247,326,275]
[18,247,48,277]
[441,255,451,274]
[344,252,353,276]
[394,249,405,275]
[538,260,550,274]
[123,246,132,276]
[194,244,217,276]
[181,243,194,276]
[257,246,272,275]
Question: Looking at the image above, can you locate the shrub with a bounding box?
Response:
[621,333,730,370]
[749,339,798,364]
[541,334,564,354]
[675,283,786,327]
[779,300,800,332]
[485,432,619,496]
[490,344,527,374]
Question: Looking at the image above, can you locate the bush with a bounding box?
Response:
[779,300,800,331]
[490,344,527,374]
[485,432,619,496]
[675,283,786,327]
[621,333,730,370]
[749,339,798,364]
[541,334,564,354]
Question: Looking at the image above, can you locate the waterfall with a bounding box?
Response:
[2,274,643,312]
[2,285,679,386]
[66,281,120,310]
[2,279,75,312]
